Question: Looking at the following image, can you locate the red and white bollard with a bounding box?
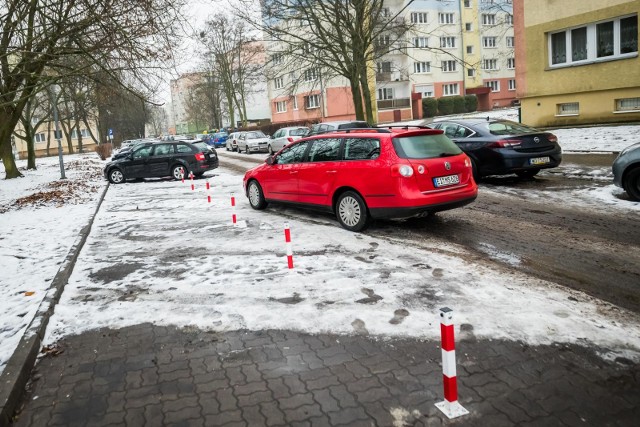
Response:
[231,194,237,225]
[435,307,468,419]
[180,169,185,183]
[206,180,211,203]
[284,222,294,269]
[190,171,195,191]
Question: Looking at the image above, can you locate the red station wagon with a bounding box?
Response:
[242,127,478,231]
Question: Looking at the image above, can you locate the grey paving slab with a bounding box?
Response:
[10,324,640,426]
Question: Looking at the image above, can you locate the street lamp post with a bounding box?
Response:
[48,85,66,179]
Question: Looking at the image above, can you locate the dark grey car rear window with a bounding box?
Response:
[393,134,462,159]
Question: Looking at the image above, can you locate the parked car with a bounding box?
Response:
[237,131,270,153]
[613,142,640,201]
[112,139,155,160]
[268,127,309,154]
[211,132,228,148]
[104,141,218,184]
[243,127,477,231]
[226,132,243,152]
[307,121,370,136]
[430,119,562,180]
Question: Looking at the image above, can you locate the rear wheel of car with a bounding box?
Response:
[108,168,125,184]
[171,165,186,180]
[247,180,268,210]
[516,169,540,179]
[336,191,369,232]
[470,158,480,182]
[226,145,230,151]
[623,167,640,201]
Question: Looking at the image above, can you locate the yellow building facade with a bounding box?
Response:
[515,0,639,127]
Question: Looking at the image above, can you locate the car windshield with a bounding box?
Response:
[486,121,538,136]
[193,142,210,152]
[393,134,462,159]
[246,131,266,139]
[290,128,308,136]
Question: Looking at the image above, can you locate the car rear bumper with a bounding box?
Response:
[479,149,562,176]
[369,195,477,219]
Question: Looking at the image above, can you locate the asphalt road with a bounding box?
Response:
[218,150,640,314]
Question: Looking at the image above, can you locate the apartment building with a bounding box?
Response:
[514,0,639,127]
[267,0,517,124]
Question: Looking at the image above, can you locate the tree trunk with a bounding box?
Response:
[26,129,36,169]
[359,66,376,125]
[46,120,52,156]
[0,109,23,178]
[349,78,365,121]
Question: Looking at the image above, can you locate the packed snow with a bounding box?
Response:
[1,119,640,376]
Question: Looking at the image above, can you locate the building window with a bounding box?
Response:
[415,84,434,98]
[506,14,513,25]
[414,61,431,73]
[292,96,298,110]
[305,94,320,109]
[274,77,284,89]
[411,12,428,24]
[483,58,498,70]
[439,13,454,24]
[556,102,579,116]
[464,0,471,7]
[467,68,475,77]
[378,88,394,100]
[442,60,457,72]
[465,23,472,31]
[377,61,392,73]
[506,36,515,48]
[483,37,497,48]
[549,14,638,67]
[377,35,391,47]
[615,97,640,112]
[34,133,46,143]
[272,53,283,65]
[304,68,318,81]
[412,37,429,48]
[443,83,459,96]
[508,79,516,90]
[485,80,500,92]
[275,101,287,113]
[482,14,496,26]
[440,36,456,48]
[466,45,474,54]
[381,7,391,18]
[507,57,515,69]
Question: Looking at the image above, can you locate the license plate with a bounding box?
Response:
[529,156,550,165]
[433,174,460,187]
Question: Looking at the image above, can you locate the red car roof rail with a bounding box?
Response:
[330,128,392,134]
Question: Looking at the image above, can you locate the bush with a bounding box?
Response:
[95,143,112,160]
[437,97,454,116]
[422,97,438,118]
[464,95,478,113]
[452,96,466,114]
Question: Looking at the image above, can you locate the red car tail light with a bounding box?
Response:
[547,134,558,143]
[195,152,205,161]
[391,164,414,177]
[487,139,521,148]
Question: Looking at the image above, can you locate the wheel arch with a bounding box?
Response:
[331,186,368,214]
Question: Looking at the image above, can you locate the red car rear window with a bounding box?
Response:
[393,134,462,159]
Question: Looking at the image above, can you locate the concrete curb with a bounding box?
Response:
[0,183,110,425]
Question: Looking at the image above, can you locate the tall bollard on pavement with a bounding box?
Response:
[190,171,195,191]
[231,194,237,225]
[206,180,211,203]
[435,307,469,419]
[284,222,294,269]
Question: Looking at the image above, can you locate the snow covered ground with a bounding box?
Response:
[1,120,639,376]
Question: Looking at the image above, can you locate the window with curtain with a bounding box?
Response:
[571,27,587,61]
[597,21,614,58]
[551,32,566,64]
[620,15,638,54]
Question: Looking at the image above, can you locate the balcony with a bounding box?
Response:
[376,72,408,82]
[377,98,411,110]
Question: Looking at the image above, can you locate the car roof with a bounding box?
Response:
[300,126,443,139]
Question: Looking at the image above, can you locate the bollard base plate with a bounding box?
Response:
[435,400,469,419]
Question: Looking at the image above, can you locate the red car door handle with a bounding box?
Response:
[326,170,337,174]
[290,171,298,174]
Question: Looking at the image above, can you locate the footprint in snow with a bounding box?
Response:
[432,268,444,278]
[351,319,369,335]
[389,309,410,325]
[355,288,383,304]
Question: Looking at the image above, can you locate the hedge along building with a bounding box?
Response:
[266,0,517,125]
[514,0,639,127]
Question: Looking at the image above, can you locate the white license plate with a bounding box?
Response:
[529,156,550,165]
[433,174,460,187]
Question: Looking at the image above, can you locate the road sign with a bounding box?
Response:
[108,128,113,136]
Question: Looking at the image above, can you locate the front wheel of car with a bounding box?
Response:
[246,146,250,154]
[226,145,230,151]
[336,191,369,232]
[623,167,640,201]
[247,180,268,210]
[171,165,186,180]
[516,169,540,179]
[108,168,125,184]
[268,144,274,155]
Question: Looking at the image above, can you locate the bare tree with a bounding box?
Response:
[236,0,415,124]
[147,105,169,137]
[0,0,186,179]
[13,90,50,169]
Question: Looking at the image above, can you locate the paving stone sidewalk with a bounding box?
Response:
[11,324,639,426]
